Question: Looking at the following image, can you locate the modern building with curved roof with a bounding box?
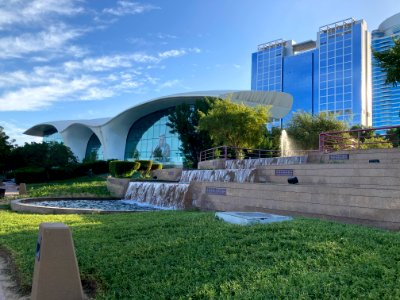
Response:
[24,90,293,164]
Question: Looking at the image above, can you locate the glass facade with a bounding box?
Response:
[252,39,284,92]
[124,109,183,165]
[282,50,315,124]
[43,130,63,143]
[371,25,400,128]
[85,133,104,161]
[318,19,360,124]
[251,18,370,127]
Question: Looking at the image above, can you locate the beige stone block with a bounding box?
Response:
[31,223,84,300]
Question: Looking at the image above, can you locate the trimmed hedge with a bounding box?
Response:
[151,163,163,170]
[74,160,109,176]
[136,160,153,173]
[109,161,140,178]
[14,167,47,184]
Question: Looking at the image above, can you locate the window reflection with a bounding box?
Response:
[85,133,104,160]
[124,109,183,165]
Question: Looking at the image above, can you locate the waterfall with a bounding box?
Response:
[179,169,256,183]
[124,169,257,209]
[124,182,189,209]
[225,156,307,169]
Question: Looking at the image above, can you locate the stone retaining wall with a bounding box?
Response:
[187,181,400,230]
[106,177,130,198]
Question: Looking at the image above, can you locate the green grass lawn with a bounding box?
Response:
[0,178,400,299]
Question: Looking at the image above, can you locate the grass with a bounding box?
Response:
[0,178,400,299]
[26,175,111,198]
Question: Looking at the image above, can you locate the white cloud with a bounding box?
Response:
[0,120,41,145]
[0,76,99,111]
[158,49,187,59]
[103,1,159,16]
[0,0,83,29]
[0,25,84,59]
[0,46,202,111]
[158,79,181,89]
[64,53,159,72]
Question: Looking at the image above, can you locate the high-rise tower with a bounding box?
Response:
[251,18,372,127]
[371,13,400,128]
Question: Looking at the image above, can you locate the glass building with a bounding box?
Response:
[371,13,400,128]
[85,133,104,161]
[251,18,372,127]
[43,131,63,143]
[124,109,183,164]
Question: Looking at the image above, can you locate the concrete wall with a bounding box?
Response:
[257,162,400,188]
[150,168,182,181]
[188,181,400,229]
[308,149,400,164]
[198,159,226,170]
[106,177,130,198]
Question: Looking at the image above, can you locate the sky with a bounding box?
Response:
[0,0,399,145]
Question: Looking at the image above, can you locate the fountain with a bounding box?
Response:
[179,169,256,183]
[280,130,293,157]
[124,182,189,209]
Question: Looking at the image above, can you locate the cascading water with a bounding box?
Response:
[124,182,189,209]
[179,169,256,184]
[124,169,258,209]
[225,156,307,169]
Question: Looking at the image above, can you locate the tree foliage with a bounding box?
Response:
[9,142,78,171]
[360,136,393,149]
[386,127,400,147]
[167,98,215,168]
[198,98,271,156]
[286,112,348,150]
[0,126,14,173]
[373,37,400,86]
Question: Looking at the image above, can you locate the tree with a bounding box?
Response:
[9,142,77,171]
[349,125,374,142]
[0,126,14,173]
[373,37,400,86]
[360,136,393,149]
[198,98,271,157]
[386,127,400,147]
[286,112,348,150]
[167,98,216,168]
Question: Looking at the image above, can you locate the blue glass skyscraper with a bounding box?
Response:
[371,13,400,128]
[252,18,372,127]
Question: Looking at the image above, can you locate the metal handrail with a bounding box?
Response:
[319,125,400,152]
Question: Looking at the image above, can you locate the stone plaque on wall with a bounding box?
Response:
[206,187,227,196]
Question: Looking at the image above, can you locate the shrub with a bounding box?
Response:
[109,161,140,178]
[136,160,153,172]
[82,161,109,174]
[14,167,47,184]
[48,167,74,181]
[151,163,163,170]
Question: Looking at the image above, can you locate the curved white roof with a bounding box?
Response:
[377,13,400,35]
[25,90,292,137]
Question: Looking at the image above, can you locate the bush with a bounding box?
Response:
[82,161,109,174]
[48,167,74,181]
[136,160,153,173]
[14,167,47,184]
[151,163,163,170]
[109,161,140,178]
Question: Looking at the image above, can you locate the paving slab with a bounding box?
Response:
[215,211,293,225]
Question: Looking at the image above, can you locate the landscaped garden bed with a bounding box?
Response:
[0,177,399,299]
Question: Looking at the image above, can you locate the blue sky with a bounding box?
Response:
[0,0,399,144]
